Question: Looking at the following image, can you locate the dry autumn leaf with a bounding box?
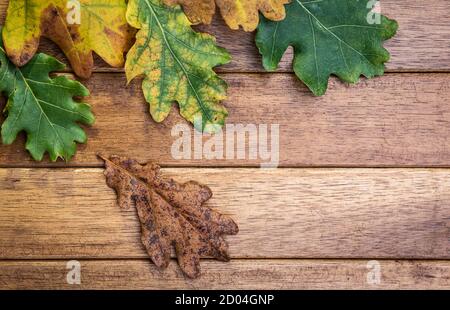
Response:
[164,0,289,31]
[100,155,239,278]
[2,0,133,78]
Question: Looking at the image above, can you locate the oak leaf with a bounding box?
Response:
[164,0,289,31]
[2,0,133,78]
[256,0,398,95]
[0,36,94,162]
[100,155,239,278]
[126,0,231,131]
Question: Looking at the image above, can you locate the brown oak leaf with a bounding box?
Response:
[164,0,289,31]
[100,155,239,278]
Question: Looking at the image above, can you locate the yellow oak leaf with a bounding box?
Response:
[125,0,231,131]
[164,0,289,31]
[2,0,133,78]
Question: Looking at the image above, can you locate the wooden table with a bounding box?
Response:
[0,1,449,289]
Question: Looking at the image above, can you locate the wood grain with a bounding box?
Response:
[0,168,449,259]
[0,259,448,289]
[0,1,449,290]
[1,73,449,167]
[0,0,448,73]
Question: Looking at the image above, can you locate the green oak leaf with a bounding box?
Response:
[256,0,398,96]
[125,0,231,132]
[0,37,94,162]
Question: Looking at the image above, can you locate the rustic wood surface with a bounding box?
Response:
[0,0,449,289]
[0,168,449,259]
[1,73,449,167]
[1,260,449,290]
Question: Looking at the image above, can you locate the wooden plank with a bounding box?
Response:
[0,259,448,289]
[1,73,449,167]
[0,168,449,259]
[0,0,448,73]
